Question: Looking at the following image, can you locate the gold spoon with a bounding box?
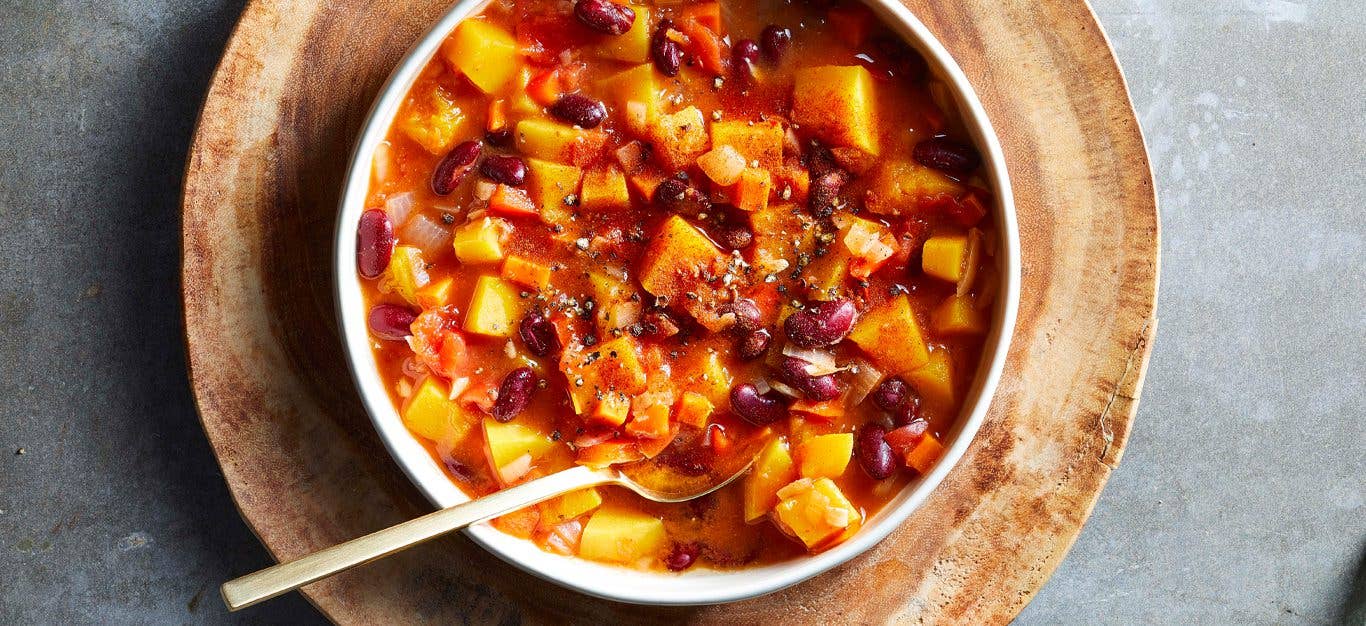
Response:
[220,438,764,611]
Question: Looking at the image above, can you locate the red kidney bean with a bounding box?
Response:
[664,542,699,571]
[737,329,772,361]
[856,423,895,480]
[871,376,908,412]
[726,299,762,334]
[356,209,394,279]
[807,169,850,217]
[574,0,636,35]
[778,356,841,401]
[873,35,928,81]
[784,299,857,347]
[732,38,760,69]
[484,127,513,147]
[759,25,791,63]
[367,304,417,341]
[652,175,711,214]
[651,21,683,77]
[892,395,923,427]
[480,154,526,186]
[730,383,788,425]
[518,312,561,357]
[713,221,754,250]
[913,137,981,175]
[491,367,536,422]
[431,140,482,196]
[549,93,608,129]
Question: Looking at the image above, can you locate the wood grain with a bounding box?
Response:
[181,0,1158,622]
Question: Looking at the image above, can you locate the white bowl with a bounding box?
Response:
[334,0,1019,606]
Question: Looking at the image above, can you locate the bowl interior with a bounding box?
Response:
[333,0,1020,606]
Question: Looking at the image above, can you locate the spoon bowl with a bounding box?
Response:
[220,445,763,611]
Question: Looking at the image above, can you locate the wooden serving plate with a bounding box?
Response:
[182,0,1158,622]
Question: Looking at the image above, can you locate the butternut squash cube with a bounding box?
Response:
[463,275,526,337]
[732,167,772,213]
[803,249,851,300]
[402,377,478,445]
[710,120,784,169]
[796,433,854,479]
[649,106,710,170]
[595,6,652,62]
[679,349,732,408]
[907,348,954,407]
[398,88,470,154]
[848,295,930,374]
[452,216,511,265]
[792,65,878,155]
[864,161,965,215]
[931,295,987,335]
[561,336,649,415]
[539,487,604,524]
[442,20,519,94]
[482,417,559,484]
[524,158,582,226]
[675,391,714,428]
[922,234,968,283]
[772,477,862,551]
[386,245,428,306]
[580,165,631,212]
[579,506,668,563]
[515,118,607,165]
[743,437,797,522]
[596,64,660,129]
[638,215,728,301]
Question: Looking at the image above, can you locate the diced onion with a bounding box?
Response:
[498,453,534,484]
[473,180,497,201]
[384,192,415,228]
[845,357,883,406]
[957,227,983,297]
[401,213,453,258]
[781,344,840,375]
[372,141,396,185]
[768,379,803,399]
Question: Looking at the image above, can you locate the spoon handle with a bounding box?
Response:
[221,464,609,611]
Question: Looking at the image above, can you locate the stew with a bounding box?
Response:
[356,0,999,570]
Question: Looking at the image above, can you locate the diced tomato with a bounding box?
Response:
[458,377,499,413]
[676,19,728,74]
[409,306,469,379]
[526,68,564,107]
[706,423,731,454]
[884,420,929,455]
[516,15,595,65]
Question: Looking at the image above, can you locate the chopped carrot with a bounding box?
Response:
[904,433,944,474]
[789,399,844,422]
[588,394,631,428]
[676,19,727,74]
[501,255,552,290]
[576,439,644,468]
[491,506,541,538]
[679,2,723,34]
[489,184,538,217]
[526,68,563,107]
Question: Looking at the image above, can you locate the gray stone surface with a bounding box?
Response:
[0,0,1360,623]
